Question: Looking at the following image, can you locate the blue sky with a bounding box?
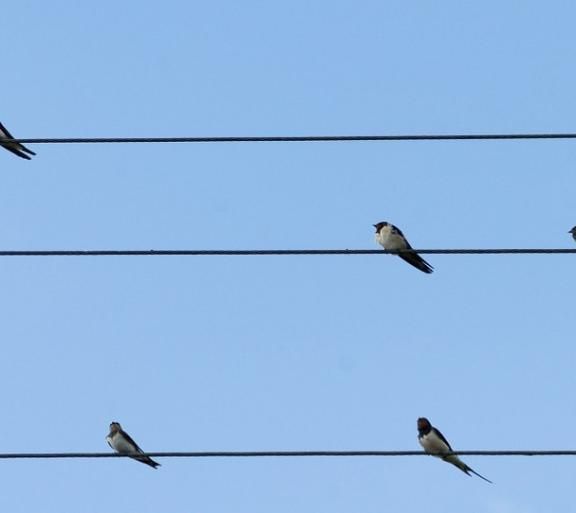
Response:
[1,1,575,512]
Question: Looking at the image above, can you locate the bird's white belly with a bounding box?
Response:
[420,434,448,455]
[111,436,136,454]
[376,230,406,250]
[385,233,407,250]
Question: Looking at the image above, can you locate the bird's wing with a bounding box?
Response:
[120,430,144,453]
[0,122,15,139]
[432,428,453,451]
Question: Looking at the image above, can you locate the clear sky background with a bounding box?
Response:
[1,1,575,512]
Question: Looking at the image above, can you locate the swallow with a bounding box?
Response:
[106,421,161,469]
[417,417,491,483]
[569,226,576,242]
[0,122,36,160]
[373,221,433,274]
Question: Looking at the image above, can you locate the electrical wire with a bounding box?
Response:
[0,450,575,459]
[0,249,572,257]
[7,133,576,144]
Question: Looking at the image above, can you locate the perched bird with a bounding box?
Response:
[106,421,161,469]
[0,122,36,160]
[373,221,434,274]
[417,417,491,483]
[569,226,576,242]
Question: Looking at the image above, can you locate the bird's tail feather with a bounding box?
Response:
[445,455,492,483]
[133,455,161,469]
[467,466,492,483]
[3,145,32,160]
[399,253,434,274]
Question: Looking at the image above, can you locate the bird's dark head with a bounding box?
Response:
[417,417,432,434]
[109,422,122,432]
[569,226,576,234]
[373,221,388,233]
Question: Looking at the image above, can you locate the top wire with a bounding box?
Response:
[6,133,576,144]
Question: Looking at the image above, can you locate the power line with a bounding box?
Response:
[7,133,576,145]
[0,450,575,459]
[0,249,573,257]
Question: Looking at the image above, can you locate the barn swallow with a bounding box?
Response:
[0,122,36,160]
[106,421,161,469]
[569,226,576,242]
[373,222,433,274]
[417,417,491,483]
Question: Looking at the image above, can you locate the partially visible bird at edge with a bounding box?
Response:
[0,122,36,160]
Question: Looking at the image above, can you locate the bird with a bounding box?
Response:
[0,121,36,160]
[106,421,161,469]
[373,221,434,274]
[417,417,491,483]
[569,226,576,242]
